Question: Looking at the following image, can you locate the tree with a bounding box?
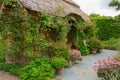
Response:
[109,0,120,10]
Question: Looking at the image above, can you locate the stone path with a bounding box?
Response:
[57,49,117,80]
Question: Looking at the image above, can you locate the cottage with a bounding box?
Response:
[0,0,91,64]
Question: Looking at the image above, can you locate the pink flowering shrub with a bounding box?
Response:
[70,49,82,62]
[93,56,120,79]
[93,57,120,71]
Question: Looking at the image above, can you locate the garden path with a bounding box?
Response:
[57,49,117,80]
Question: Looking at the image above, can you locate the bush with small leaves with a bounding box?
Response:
[20,56,55,80]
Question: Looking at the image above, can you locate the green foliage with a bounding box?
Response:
[51,57,68,68]
[68,18,95,56]
[0,63,22,76]
[49,40,71,60]
[88,37,102,49]
[103,38,120,50]
[0,1,95,63]
[77,40,89,56]
[20,56,55,80]
[2,0,17,8]
[97,18,119,40]
[109,0,120,10]
[102,69,120,80]
[73,19,86,39]
[40,14,71,41]
[0,4,71,59]
[115,40,120,52]
[70,18,95,45]
[83,24,96,38]
[0,6,52,58]
[90,14,120,40]
[0,41,5,62]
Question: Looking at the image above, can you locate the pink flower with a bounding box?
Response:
[71,49,81,55]
[93,56,120,72]
[107,57,111,61]
[98,59,103,64]
[103,59,106,63]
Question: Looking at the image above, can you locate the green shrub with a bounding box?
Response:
[77,40,89,56]
[88,37,102,50]
[20,56,55,80]
[0,63,22,76]
[95,17,120,40]
[49,41,71,60]
[51,57,68,68]
[103,38,120,50]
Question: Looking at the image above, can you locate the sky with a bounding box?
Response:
[73,0,120,16]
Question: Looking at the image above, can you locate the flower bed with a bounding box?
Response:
[93,56,120,79]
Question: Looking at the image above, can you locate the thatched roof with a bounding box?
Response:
[18,0,91,22]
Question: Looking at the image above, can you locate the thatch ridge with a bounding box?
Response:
[18,0,91,22]
[63,0,80,8]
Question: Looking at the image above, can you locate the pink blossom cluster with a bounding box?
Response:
[93,57,120,71]
[71,49,81,55]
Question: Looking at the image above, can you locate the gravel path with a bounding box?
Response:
[57,49,117,80]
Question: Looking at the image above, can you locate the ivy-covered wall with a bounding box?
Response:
[0,0,96,64]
